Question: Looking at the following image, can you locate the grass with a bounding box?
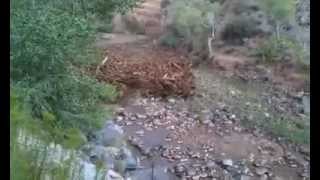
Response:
[232,87,310,145]
[193,68,310,146]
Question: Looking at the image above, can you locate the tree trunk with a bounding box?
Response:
[276,21,280,40]
[208,37,213,59]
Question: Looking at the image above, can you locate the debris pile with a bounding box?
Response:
[97,48,195,97]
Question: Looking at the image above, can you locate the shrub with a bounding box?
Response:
[163,0,221,54]
[10,0,139,133]
[123,14,146,34]
[221,16,259,44]
[159,32,179,48]
[11,0,138,178]
[259,0,295,39]
[255,36,309,65]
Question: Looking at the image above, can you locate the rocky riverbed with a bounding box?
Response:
[82,89,309,180]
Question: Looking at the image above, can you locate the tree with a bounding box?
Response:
[259,0,296,39]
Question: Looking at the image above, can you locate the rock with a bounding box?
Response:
[187,169,197,176]
[136,114,147,119]
[106,169,124,180]
[89,145,119,167]
[222,159,233,167]
[255,167,268,176]
[273,176,284,180]
[168,98,176,104]
[224,120,233,125]
[175,164,186,174]
[120,147,138,171]
[129,166,171,180]
[99,121,125,147]
[240,175,251,180]
[300,146,310,156]
[259,174,268,180]
[116,116,124,122]
[302,96,310,114]
[300,172,309,178]
[135,130,144,136]
[207,161,217,168]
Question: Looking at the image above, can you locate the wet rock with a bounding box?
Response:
[99,121,125,147]
[89,145,120,168]
[120,147,138,171]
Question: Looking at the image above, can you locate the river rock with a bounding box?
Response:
[98,121,125,147]
[120,147,139,171]
[89,145,120,169]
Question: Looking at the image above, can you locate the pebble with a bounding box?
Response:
[145,127,153,131]
[192,175,200,180]
[135,130,144,136]
[168,98,176,104]
[224,120,233,125]
[136,114,147,119]
[207,161,217,168]
[264,113,270,118]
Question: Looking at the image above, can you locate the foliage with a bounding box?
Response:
[11,90,70,180]
[123,15,146,34]
[164,0,221,53]
[259,0,296,24]
[255,36,309,65]
[11,0,140,178]
[160,32,179,48]
[221,16,259,44]
[259,0,296,38]
[267,117,310,145]
[10,0,133,136]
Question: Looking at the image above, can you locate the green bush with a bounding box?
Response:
[164,0,221,53]
[255,36,309,65]
[259,0,295,39]
[11,0,139,179]
[160,32,179,48]
[10,0,132,136]
[221,17,259,44]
